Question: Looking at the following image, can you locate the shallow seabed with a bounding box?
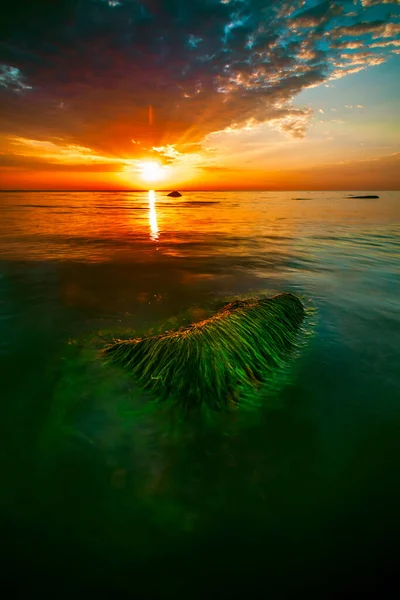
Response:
[0,190,399,597]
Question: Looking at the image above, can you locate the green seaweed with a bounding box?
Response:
[103,292,305,410]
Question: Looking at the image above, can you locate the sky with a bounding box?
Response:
[0,0,399,190]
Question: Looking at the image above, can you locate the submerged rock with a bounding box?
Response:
[167,191,182,197]
[103,293,306,410]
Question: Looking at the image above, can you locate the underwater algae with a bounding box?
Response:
[104,293,306,410]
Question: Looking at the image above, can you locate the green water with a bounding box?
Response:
[0,191,399,596]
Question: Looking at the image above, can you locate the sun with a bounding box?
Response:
[139,160,164,182]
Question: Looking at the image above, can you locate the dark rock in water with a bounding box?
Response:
[167,190,182,197]
[345,195,379,199]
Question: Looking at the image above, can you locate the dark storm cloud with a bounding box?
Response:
[0,0,399,162]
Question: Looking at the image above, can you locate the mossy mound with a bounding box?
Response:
[103,293,305,410]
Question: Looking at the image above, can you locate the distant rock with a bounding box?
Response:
[345,195,379,199]
[167,190,182,197]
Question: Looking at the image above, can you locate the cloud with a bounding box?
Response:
[269,107,313,138]
[329,47,387,79]
[0,0,399,166]
[361,0,398,6]
[333,41,366,49]
[0,154,122,172]
[370,40,400,48]
[0,65,32,92]
[288,0,343,29]
[152,144,184,163]
[329,19,388,38]
[0,135,126,171]
[329,20,400,44]
[381,23,400,38]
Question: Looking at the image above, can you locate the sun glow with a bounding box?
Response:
[139,160,165,182]
[148,190,159,241]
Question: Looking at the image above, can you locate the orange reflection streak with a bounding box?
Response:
[148,190,159,241]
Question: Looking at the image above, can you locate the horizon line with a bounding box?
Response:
[0,189,397,193]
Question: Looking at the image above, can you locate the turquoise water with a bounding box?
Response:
[1,190,399,596]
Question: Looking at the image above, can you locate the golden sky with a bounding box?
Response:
[1,0,399,190]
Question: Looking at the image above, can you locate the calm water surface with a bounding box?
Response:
[1,191,399,596]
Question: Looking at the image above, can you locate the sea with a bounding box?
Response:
[0,190,399,597]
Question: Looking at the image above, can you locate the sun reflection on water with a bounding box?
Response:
[148,190,159,241]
